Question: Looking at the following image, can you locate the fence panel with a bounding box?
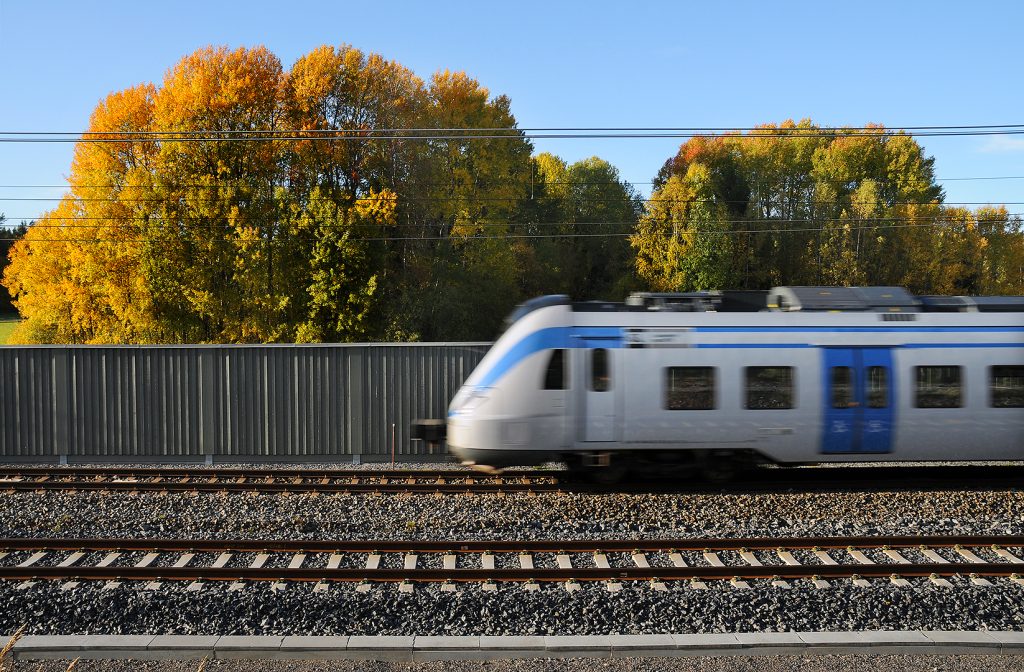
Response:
[0,343,490,462]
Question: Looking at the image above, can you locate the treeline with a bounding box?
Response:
[2,46,1022,345]
[1,45,640,344]
[634,121,1024,295]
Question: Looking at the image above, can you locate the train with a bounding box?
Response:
[421,286,1024,482]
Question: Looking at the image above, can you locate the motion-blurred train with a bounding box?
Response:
[419,287,1024,481]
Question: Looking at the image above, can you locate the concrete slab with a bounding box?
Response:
[922,631,1001,653]
[346,635,415,661]
[610,634,677,657]
[79,635,155,650]
[798,631,867,645]
[796,631,878,655]
[278,636,350,659]
[671,633,742,652]
[545,635,612,657]
[841,630,933,654]
[14,635,92,653]
[734,631,806,656]
[214,635,283,659]
[856,630,931,645]
[477,636,548,659]
[14,635,155,661]
[280,635,350,650]
[413,636,480,650]
[479,635,546,650]
[149,635,220,650]
[735,632,804,646]
[413,636,481,661]
[146,635,219,660]
[991,631,1024,650]
[13,631,1024,662]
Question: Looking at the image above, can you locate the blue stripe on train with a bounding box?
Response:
[472,325,1022,389]
[474,327,624,388]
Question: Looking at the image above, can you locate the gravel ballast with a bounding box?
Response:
[1,463,1022,637]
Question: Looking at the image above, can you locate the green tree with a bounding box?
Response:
[641,120,971,292]
[0,216,29,314]
[633,166,734,291]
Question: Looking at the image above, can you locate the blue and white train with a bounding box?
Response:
[438,287,1024,480]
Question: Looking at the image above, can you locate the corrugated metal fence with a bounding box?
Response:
[0,343,490,462]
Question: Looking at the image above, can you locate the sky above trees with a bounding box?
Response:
[3,41,1019,344]
[2,0,1024,226]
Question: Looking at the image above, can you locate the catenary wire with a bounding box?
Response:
[3,176,1024,189]
[5,126,1024,143]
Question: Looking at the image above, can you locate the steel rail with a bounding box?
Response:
[0,481,564,494]
[0,564,1019,583]
[0,466,561,494]
[1,534,1021,553]
[0,466,549,480]
[1,465,1022,495]
[2,535,1021,585]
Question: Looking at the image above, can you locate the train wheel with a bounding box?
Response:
[698,452,736,484]
[587,461,628,486]
[563,454,629,485]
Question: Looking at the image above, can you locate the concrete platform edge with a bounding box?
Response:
[9,631,1024,661]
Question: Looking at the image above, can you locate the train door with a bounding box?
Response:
[821,348,895,454]
[581,345,617,442]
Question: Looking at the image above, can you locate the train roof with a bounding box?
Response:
[505,287,1024,327]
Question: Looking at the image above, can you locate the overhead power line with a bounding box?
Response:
[3,124,1024,143]
[7,211,1019,231]
[3,176,1024,191]
[1,218,1011,243]
[1,194,1018,207]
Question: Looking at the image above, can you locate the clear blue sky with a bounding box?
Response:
[2,0,1023,225]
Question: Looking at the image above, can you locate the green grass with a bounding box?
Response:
[0,318,20,344]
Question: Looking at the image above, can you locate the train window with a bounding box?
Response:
[590,348,610,392]
[665,367,715,410]
[867,366,889,408]
[543,349,568,390]
[745,367,794,410]
[915,366,962,408]
[830,367,852,408]
[990,366,1024,408]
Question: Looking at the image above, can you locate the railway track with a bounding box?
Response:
[2,535,1023,588]
[0,466,561,493]
[0,464,1022,494]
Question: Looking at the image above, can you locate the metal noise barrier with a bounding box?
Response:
[0,343,490,462]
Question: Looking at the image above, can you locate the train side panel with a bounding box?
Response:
[891,346,1024,460]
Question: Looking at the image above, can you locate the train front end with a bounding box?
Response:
[446,296,573,470]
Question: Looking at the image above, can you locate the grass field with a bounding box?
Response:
[0,318,19,344]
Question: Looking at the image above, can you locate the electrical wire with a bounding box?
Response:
[4,124,1024,143]
[2,216,1016,243]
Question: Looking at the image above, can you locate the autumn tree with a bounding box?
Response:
[634,166,734,291]
[631,120,1016,294]
[390,70,535,341]
[4,44,570,343]
[0,216,28,314]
